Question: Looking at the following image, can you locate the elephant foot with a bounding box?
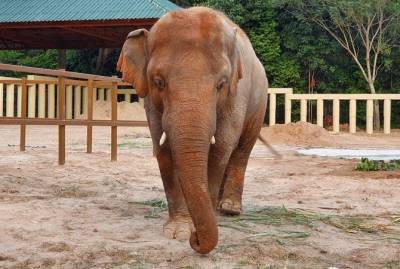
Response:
[163,216,194,241]
[218,198,242,215]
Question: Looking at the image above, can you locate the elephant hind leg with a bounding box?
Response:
[218,106,265,215]
[218,144,252,215]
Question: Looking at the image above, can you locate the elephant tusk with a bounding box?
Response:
[159,132,167,146]
[211,136,216,145]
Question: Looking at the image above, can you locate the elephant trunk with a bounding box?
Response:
[166,111,218,254]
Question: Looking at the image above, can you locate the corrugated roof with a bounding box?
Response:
[0,0,180,23]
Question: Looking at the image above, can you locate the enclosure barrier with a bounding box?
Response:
[269,88,400,135]
[0,63,147,164]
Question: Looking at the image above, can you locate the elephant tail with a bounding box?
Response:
[258,134,282,158]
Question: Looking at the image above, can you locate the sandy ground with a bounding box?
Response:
[0,125,399,269]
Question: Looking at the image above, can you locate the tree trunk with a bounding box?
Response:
[368,82,381,131]
[58,49,66,69]
[95,48,112,75]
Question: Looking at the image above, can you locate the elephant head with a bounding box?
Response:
[117,8,243,254]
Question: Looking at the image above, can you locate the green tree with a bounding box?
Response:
[280,0,400,129]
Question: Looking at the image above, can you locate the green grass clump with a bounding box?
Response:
[355,158,400,171]
[141,199,168,218]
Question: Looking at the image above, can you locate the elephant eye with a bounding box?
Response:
[154,76,166,90]
[217,78,227,91]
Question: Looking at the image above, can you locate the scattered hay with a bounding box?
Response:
[220,206,400,242]
[134,199,168,219]
[52,186,95,199]
[41,242,72,252]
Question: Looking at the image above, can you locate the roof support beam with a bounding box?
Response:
[60,27,119,43]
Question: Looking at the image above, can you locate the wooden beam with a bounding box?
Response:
[61,27,118,43]
[0,63,121,82]
[0,118,148,127]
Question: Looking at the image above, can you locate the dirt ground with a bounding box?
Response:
[0,125,399,269]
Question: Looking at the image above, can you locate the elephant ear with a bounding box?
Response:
[117,29,149,98]
[229,28,243,97]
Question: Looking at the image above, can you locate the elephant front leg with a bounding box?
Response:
[156,147,194,240]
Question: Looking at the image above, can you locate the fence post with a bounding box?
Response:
[17,84,22,117]
[0,83,3,117]
[38,83,46,118]
[58,76,66,165]
[66,85,73,119]
[87,80,93,153]
[28,83,36,118]
[284,94,291,124]
[74,85,82,119]
[269,93,276,126]
[300,99,307,122]
[333,99,340,133]
[98,88,105,101]
[106,88,111,101]
[316,99,323,127]
[125,92,130,102]
[111,82,118,161]
[6,84,14,117]
[349,99,357,134]
[48,83,56,118]
[366,99,374,134]
[20,78,27,151]
[384,99,391,135]
[82,85,88,116]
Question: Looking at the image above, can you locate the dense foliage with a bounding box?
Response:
[1,0,399,126]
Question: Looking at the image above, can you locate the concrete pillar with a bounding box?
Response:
[349,99,357,134]
[82,87,88,116]
[0,84,3,117]
[333,99,340,133]
[125,93,131,103]
[366,99,374,134]
[98,88,105,101]
[48,84,56,118]
[285,95,291,124]
[17,85,22,117]
[300,99,307,122]
[38,83,46,118]
[139,97,145,107]
[106,88,111,101]
[28,85,36,118]
[66,85,73,119]
[384,99,391,135]
[6,84,14,117]
[316,99,323,127]
[269,93,276,126]
[74,86,82,118]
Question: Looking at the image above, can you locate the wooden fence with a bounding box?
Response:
[0,63,147,165]
[269,88,400,134]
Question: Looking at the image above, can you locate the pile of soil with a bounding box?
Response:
[77,101,147,121]
[260,122,338,147]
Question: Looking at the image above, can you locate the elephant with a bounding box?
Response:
[117,7,268,254]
